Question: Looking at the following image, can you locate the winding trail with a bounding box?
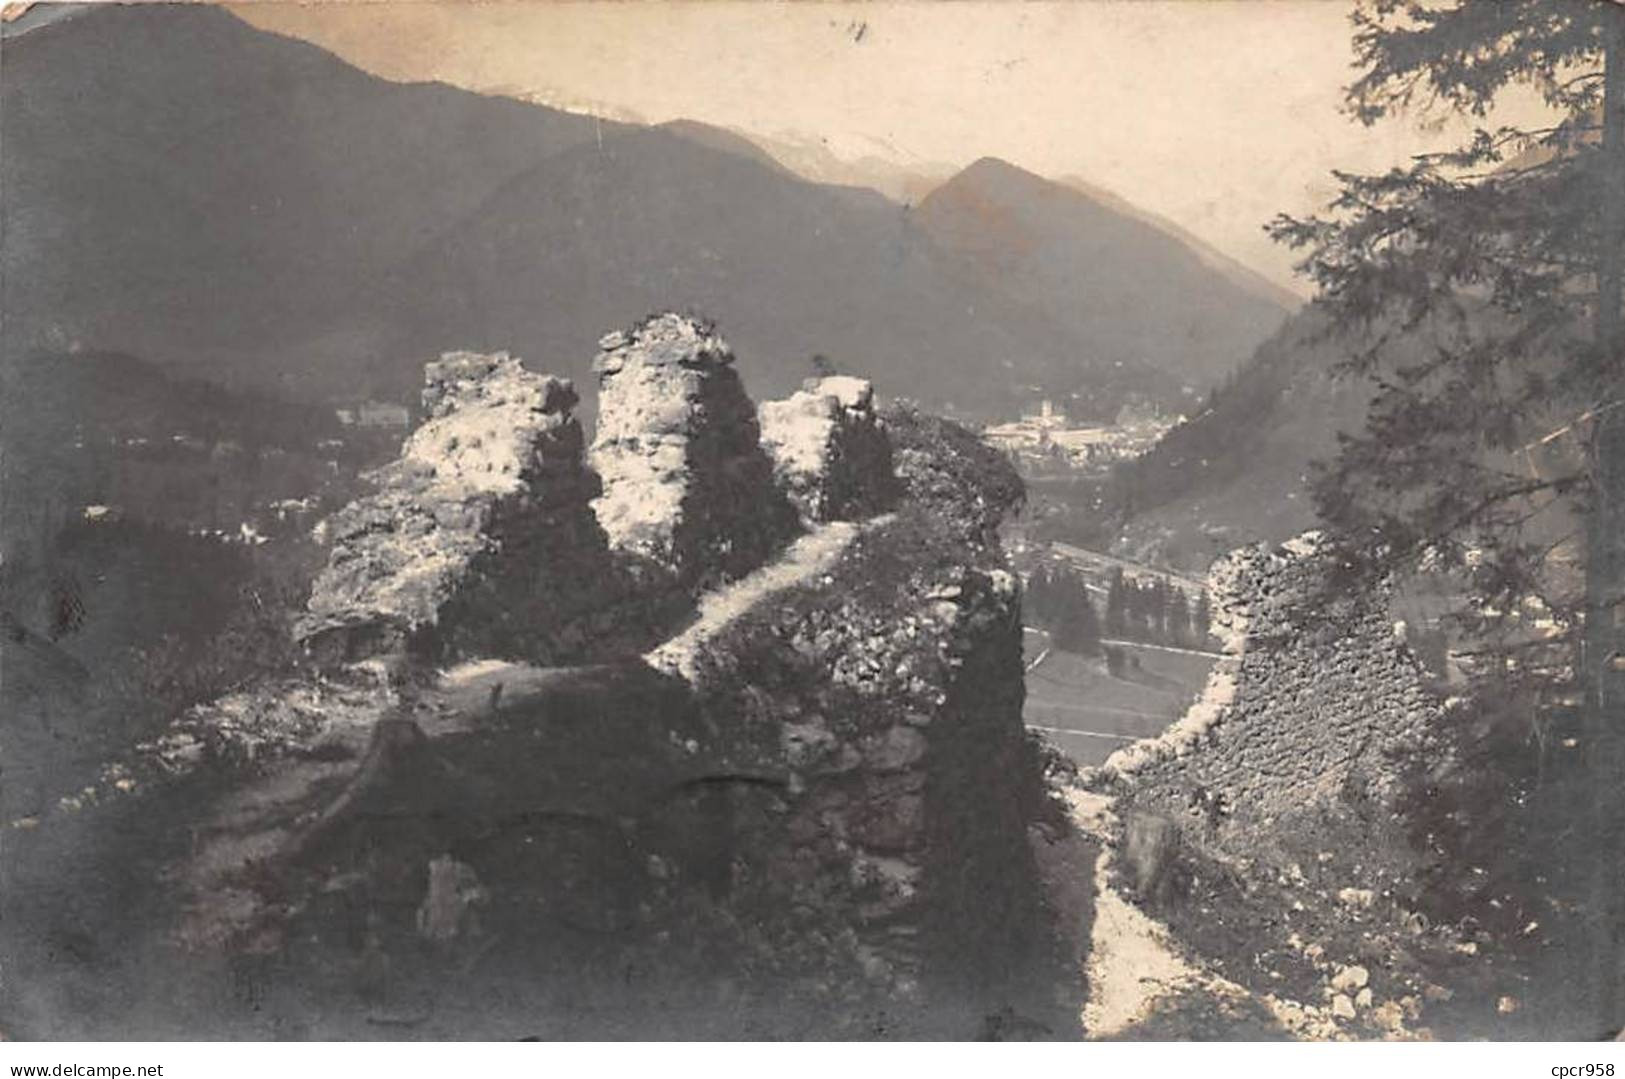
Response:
[1064,559,1283,1038]
[1067,785,1274,1038]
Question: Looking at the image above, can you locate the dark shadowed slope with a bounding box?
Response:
[1108,309,1375,569]
[0,5,621,398]
[913,158,1291,396]
[1056,174,1303,311]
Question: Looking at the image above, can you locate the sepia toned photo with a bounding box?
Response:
[1,0,1622,1045]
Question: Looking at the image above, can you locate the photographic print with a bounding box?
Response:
[1,0,1622,1044]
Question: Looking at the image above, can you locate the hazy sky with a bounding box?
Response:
[231,0,1555,298]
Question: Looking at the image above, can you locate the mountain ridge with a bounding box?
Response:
[4,4,1285,419]
[911,156,1291,394]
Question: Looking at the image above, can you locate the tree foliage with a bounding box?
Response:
[1269,1,1624,695]
[1270,0,1625,1032]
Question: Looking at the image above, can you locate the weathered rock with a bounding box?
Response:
[589,313,800,592]
[1332,964,1370,992]
[758,376,897,522]
[665,410,1051,1027]
[1337,886,1376,909]
[296,351,630,667]
[1372,999,1407,1031]
[39,331,1060,1040]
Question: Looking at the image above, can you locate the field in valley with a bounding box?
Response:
[1023,628,1218,766]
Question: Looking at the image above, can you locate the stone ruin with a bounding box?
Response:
[1091,533,1459,1009]
[1104,535,1446,850]
[294,351,628,667]
[589,313,802,593]
[758,375,897,523]
[1,312,1062,1039]
[1075,538,1508,1040]
[293,317,899,672]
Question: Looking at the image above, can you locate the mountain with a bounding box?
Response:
[1,5,1281,419]
[655,119,791,175]
[672,134,1303,403]
[0,5,630,395]
[1056,175,1303,310]
[1105,308,1374,570]
[728,134,1300,313]
[356,123,1194,415]
[911,158,1292,397]
[736,129,953,206]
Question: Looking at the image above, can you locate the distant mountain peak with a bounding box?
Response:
[912,155,1291,392]
[959,155,1035,178]
[656,119,789,174]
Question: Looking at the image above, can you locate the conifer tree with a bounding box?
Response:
[1053,590,1103,656]
[1270,0,1625,1032]
[1193,591,1213,644]
[1105,566,1128,639]
[1169,589,1193,646]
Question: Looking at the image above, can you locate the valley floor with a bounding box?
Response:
[1023,630,1217,766]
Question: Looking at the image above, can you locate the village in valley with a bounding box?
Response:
[975,397,1221,767]
[982,396,1182,478]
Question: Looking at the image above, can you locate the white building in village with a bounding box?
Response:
[982,398,1180,470]
[336,400,411,429]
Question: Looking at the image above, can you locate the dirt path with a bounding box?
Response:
[1060,561,1285,1039]
[1058,561,1410,1041]
[1066,787,1269,1037]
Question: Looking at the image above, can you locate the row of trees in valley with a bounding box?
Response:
[1026,563,1213,656]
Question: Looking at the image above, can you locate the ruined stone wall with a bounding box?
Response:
[1105,536,1447,869]
[668,406,1059,1033]
[1080,547,1508,1042]
[757,376,897,523]
[295,352,634,667]
[590,314,801,594]
[18,322,1066,1040]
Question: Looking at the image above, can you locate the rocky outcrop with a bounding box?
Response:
[758,376,897,523]
[655,405,1059,1031]
[589,314,801,593]
[11,322,1066,1040]
[132,399,1057,1039]
[296,352,631,667]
